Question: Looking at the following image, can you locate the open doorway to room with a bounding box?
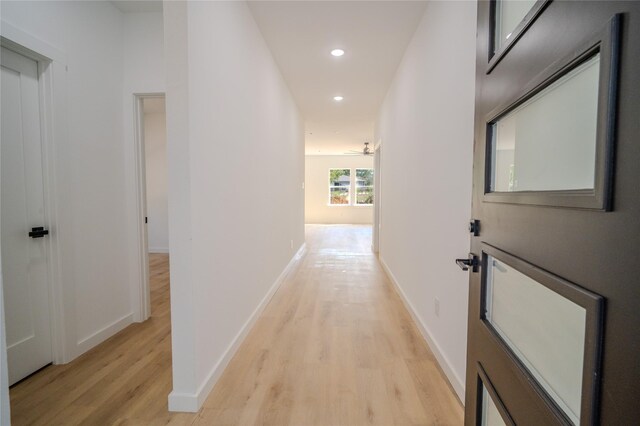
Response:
[136,95,168,319]
[304,149,375,231]
[8,93,177,424]
[304,152,375,250]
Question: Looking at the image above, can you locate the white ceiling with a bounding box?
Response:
[248,1,427,155]
[110,0,162,14]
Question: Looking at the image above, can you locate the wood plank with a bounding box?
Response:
[10,225,463,425]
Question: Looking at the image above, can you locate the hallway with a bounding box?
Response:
[198,224,463,425]
[9,225,462,425]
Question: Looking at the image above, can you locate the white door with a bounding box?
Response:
[1,46,52,385]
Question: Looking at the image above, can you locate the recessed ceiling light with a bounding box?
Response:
[333,96,344,101]
[331,49,345,57]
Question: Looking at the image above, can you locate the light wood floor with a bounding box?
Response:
[10,225,463,425]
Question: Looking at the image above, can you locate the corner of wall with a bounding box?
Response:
[373,0,477,408]
[168,390,200,413]
[168,243,307,412]
[379,256,465,402]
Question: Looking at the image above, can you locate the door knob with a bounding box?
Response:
[455,253,479,272]
[28,227,49,238]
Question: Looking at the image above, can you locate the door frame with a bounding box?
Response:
[132,93,166,321]
[0,22,67,364]
[372,142,382,253]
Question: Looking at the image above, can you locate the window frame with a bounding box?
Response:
[487,0,551,73]
[328,168,352,206]
[355,168,374,206]
[483,16,620,210]
[327,167,375,207]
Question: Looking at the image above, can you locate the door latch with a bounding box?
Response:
[469,219,480,236]
[28,227,49,238]
[455,253,479,272]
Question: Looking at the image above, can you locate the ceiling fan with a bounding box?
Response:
[344,141,372,156]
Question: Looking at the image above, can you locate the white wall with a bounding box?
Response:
[0,2,165,417]
[0,0,134,363]
[122,10,166,320]
[164,1,305,412]
[0,2,166,368]
[375,0,477,402]
[305,155,374,224]
[143,104,169,253]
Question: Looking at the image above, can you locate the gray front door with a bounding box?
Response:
[464,1,640,424]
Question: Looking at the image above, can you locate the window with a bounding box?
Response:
[329,169,350,205]
[355,168,374,205]
[489,54,600,194]
[328,168,374,206]
[492,0,537,54]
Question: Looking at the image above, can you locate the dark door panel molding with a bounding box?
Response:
[487,0,552,73]
[480,244,604,426]
[483,15,621,210]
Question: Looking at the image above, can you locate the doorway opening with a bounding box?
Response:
[134,94,168,319]
[373,144,381,254]
[303,153,376,248]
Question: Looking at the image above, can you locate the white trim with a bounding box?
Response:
[0,20,66,64]
[37,53,66,365]
[305,153,375,157]
[167,391,200,413]
[149,248,170,254]
[379,255,466,403]
[168,243,307,412]
[372,145,381,253]
[133,95,149,322]
[76,313,133,353]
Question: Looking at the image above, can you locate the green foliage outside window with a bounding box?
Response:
[356,168,374,205]
[329,169,351,204]
[328,168,374,205]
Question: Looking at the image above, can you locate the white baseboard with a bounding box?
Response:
[148,247,169,254]
[379,256,466,403]
[75,313,133,356]
[304,222,373,226]
[168,243,307,413]
[167,391,199,413]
